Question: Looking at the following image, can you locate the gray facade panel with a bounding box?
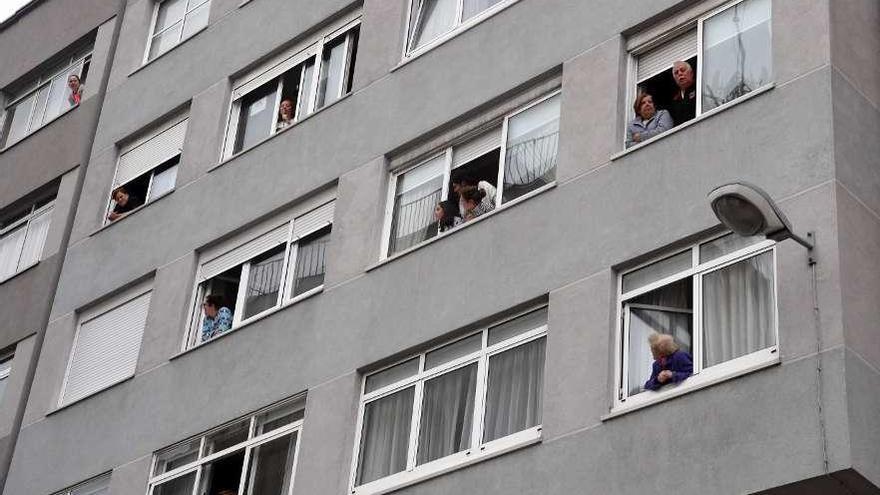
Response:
[845,350,880,488]
[829,0,880,108]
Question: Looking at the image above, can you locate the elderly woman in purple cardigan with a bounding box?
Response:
[644,333,693,391]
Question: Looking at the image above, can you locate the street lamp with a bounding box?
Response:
[707,182,813,250]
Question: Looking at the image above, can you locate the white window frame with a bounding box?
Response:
[0,199,55,283]
[143,0,212,63]
[380,90,560,259]
[52,473,111,495]
[612,233,780,415]
[184,195,335,350]
[402,0,520,59]
[0,50,92,149]
[220,13,361,160]
[624,0,774,147]
[146,397,304,495]
[349,305,548,495]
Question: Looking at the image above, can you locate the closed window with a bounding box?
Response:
[146,0,211,62]
[383,91,559,257]
[1,47,91,148]
[106,117,187,224]
[148,398,304,495]
[188,199,335,348]
[0,351,13,406]
[222,15,360,158]
[615,233,778,409]
[0,199,55,282]
[352,307,547,493]
[626,0,771,145]
[406,0,511,55]
[53,474,110,495]
[60,283,152,406]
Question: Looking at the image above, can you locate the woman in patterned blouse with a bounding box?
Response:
[201,294,233,343]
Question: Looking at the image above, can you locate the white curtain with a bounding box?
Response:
[245,431,297,495]
[0,225,27,280]
[357,387,414,485]
[482,338,545,443]
[503,96,560,202]
[417,363,477,465]
[409,0,457,51]
[18,208,53,269]
[702,251,775,367]
[462,0,502,20]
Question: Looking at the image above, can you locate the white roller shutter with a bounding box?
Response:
[61,291,151,406]
[293,200,335,239]
[637,29,697,82]
[114,119,188,188]
[452,126,502,169]
[200,223,290,281]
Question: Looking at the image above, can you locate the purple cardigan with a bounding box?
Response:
[644,350,693,391]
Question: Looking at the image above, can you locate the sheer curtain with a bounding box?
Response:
[0,226,27,280]
[502,95,560,203]
[408,0,457,51]
[417,363,477,465]
[702,251,775,367]
[482,338,545,443]
[357,387,414,485]
[18,208,53,269]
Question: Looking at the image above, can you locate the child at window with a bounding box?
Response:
[644,333,693,391]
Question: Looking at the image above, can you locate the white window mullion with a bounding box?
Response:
[441,147,453,200]
[455,0,465,26]
[495,116,510,206]
[286,427,303,495]
[621,304,632,400]
[380,174,399,259]
[470,330,489,448]
[189,466,202,495]
[307,45,323,115]
[406,380,424,470]
[233,262,251,325]
[693,272,703,374]
[335,31,353,100]
[270,78,283,136]
[276,242,293,306]
[236,444,253,495]
[696,17,704,116]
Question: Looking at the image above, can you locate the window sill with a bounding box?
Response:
[130,26,209,78]
[170,285,323,361]
[0,261,40,286]
[610,83,775,161]
[88,189,175,237]
[602,350,780,421]
[391,0,522,73]
[367,182,556,272]
[0,103,80,154]
[353,426,541,495]
[210,93,351,173]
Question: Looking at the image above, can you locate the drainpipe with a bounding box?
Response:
[0,0,128,490]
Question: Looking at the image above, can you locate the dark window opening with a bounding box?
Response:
[204,265,242,321]
[199,451,245,495]
[449,148,500,218]
[242,245,285,320]
[292,225,331,297]
[344,27,360,95]
[234,79,278,154]
[636,55,697,127]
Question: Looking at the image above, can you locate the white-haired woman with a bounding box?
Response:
[644,333,693,391]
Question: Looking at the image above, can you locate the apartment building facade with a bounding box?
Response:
[0,0,878,494]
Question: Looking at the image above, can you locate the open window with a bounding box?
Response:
[1,43,92,149]
[106,117,186,224]
[145,0,211,62]
[405,0,512,56]
[0,198,55,283]
[187,198,335,348]
[148,397,304,495]
[352,306,547,494]
[615,232,778,410]
[53,473,110,495]
[625,0,772,145]
[222,14,360,158]
[383,91,559,258]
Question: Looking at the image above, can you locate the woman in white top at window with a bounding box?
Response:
[275,98,294,131]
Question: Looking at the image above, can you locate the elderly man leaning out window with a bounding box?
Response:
[644,333,693,391]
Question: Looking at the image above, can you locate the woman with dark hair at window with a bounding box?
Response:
[423,200,461,241]
[67,74,84,106]
[201,294,233,342]
[626,91,672,148]
[460,187,494,221]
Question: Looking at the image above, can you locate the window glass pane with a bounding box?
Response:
[71,475,110,495]
[242,431,298,495]
[181,0,210,39]
[234,80,278,154]
[356,387,414,485]
[205,418,250,455]
[295,58,316,119]
[242,246,285,320]
[315,35,347,109]
[483,337,545,443]
[621,249,692,293]
[425,332,481,370]
[365,357,419,393]
[255,400,305,435]
[417,363,477,464]
[408,0,457,51]
[29,85,51,131]
[0,225,27,280]
[17,207,52,270]
[388,155,445,256]
[148,162,179,201]
[292,228,330,297]
[0,377,8,409]
[701,0,772,112]
[4,95,36,146]
[153,471,196,495]
[154,439,201,476]
[462,0,503,21]
[502,95,560,203]
[149,23,183,60]
[0,356,11,404]
[702,250,775,367]
[42,64,81,124]
[155,0,187,33]
[198,450,245,495]
[699,232,764,263]
[488,307,548,347]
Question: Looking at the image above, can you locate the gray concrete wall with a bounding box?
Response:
[6,0,878,494]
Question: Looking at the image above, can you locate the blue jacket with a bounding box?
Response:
[644,349,693,391]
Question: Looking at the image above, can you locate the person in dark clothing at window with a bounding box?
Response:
[667,60,697,126]
[644,332,693,391]
[107,186,144,222]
